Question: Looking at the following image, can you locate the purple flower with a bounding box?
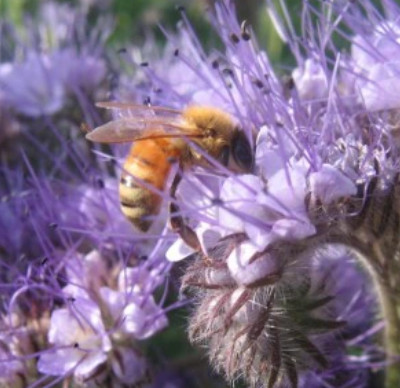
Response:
[36,252,168,384]
[112,0,400,386]
[350,21,400,111]
[53,49,106,93]
[309,164,357,204]
[99,264,169,339]
[292,59,329,101]
[0,53,65,117]
[2,0,400,387]
[0,2,108,118]
[37,291,112,380]
[0,148,171,387]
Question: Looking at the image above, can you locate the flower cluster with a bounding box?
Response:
[36,251,168,386]
[116,0,400,386]
[1,0,400,387]
[0,3,108,118]
[0,2,180,387]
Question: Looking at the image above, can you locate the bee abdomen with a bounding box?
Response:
[119,175,161,232]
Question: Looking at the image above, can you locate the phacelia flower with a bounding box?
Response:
[37,289,113,381]
[109,0,400,386]
[351,21,400,111]
[0,2,109,118]
[0,52,65,117]
[3,0,400,387]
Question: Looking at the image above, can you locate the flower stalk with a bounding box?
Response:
[376,279,400,388]
[311,177,400,387]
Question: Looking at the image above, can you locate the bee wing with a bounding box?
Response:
[96,101,182,119]
[85,117,203,144]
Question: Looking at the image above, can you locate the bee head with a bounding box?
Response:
[230,129,254,172]
[217,128,253,173]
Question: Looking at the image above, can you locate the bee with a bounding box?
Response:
[86,102,253,242]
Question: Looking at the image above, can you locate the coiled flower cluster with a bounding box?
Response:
[1,1,400,387]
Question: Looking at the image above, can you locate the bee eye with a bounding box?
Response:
[232,130,253,171]
[219,145,230,166]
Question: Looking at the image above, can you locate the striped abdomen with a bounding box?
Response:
[119,138,182,231]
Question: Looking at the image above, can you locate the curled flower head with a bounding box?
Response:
[3,0,400,387]
[106,0,400,386]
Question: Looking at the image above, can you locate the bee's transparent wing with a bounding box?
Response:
[96,101,182,120]
[85,117,202,144]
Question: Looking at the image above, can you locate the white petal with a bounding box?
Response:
[48,309,81,346]
[292,59,328,100]
[271,218,316,240]
[165,239,195,262]
[359,62,400,111]
[227,241,279,286]
[38,348,82,376]
[309,164,357,203]
[196,223,223,255]
[74,351,108,380]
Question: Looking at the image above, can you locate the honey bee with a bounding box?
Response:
[86,102,253,240]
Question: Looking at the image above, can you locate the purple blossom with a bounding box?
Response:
[37,291,112,380]
[309,164,357,204]
[112,0,400,386]
[52,49,106,93]
[35,253,168,384]
[350,21,400,111]
[0,2,109,118]
[2,0,400,387]
[292,59,329,101]
[0,52,65,117]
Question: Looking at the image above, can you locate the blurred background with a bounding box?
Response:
[1,0,301,65]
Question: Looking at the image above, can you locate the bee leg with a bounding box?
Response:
[169,172,202,253]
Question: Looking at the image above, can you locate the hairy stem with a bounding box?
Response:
[353,247,400,387]
[378,282,400,387]
[370,246,400,388]
[323,181,400,388]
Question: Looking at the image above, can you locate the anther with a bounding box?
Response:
[223,68,234,77]
[240,20,251,41]
[211,60,219,69]
[230,33,240,44]
[253,79,264,89]
[211,197,223,206]
[285,76,295,90]
[96,178,105,189]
